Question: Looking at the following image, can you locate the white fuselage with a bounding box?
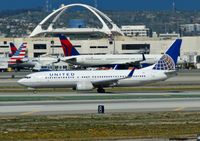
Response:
[62,54,184,66]
[18,69,172,89]
[31,56,59,66]
[31,56,60,71]
[63,54,159,66]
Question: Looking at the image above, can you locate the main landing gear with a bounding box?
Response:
[27,87,37,94]
[97,87,105,93]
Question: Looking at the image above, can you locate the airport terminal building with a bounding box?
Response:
[0,3,200,67]
[0,36,200,62]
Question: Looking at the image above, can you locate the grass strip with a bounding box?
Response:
[1,94,200,102]
[0,112,199,140]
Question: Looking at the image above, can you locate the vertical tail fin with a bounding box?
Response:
[9,43,17,56]
[152,39,182,70]
[9,43,27,64]
[59,35,80,57]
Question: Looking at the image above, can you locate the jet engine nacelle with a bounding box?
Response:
[76,81,94,91]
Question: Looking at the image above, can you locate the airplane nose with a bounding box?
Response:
[17,79,27,86]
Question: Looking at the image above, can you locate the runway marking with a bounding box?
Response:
[173,107,186,111]
[20,110,39,116]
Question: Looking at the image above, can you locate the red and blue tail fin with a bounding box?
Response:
[9,43,27,64]
[9,43,17,56]
[152,39,182,70]
[59,35,80,57]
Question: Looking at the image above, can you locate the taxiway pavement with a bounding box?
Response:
[0,92,200,116]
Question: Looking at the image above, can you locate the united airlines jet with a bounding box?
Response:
[18,39,182,93]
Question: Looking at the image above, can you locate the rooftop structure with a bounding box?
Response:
[30,3,123,37]
[159,32,180,39]
[121,25,149,37]
[180,24,200,32]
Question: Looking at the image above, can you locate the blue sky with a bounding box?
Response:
[0,0,200,11]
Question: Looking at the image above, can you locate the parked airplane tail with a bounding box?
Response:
[59,35,80,57]
[9,43,27,64]
[152,39,182,70]
[9,43,17,56]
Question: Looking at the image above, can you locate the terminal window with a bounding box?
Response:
[34,44,47,49]
[34,53,46,57]
[73,45,81,48]
[51,46,61,48]
[90,46,108,48]
[122,44,150,54]
[98,46,108,48]
[0,46,9,48]
[51,45,81,48]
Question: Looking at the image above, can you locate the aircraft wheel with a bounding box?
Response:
[33,90,37,94]
[97,88,105,93]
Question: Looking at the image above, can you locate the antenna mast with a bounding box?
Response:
[172,0,175,12]
[46,0,51,13]
[94,0,98,9]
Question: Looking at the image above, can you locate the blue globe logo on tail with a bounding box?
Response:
[153,39,182,70]
[153,54,175,70]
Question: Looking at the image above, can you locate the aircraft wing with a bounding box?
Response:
[92,78,120,87]
[61,57,77,64]
[121,53,146,65]
[92,69,134,87]
[164,70,177,77]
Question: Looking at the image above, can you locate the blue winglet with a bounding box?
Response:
[128,69,135,77]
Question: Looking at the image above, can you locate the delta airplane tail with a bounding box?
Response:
[59,35,80,57]
[146,39,182,71]
[9,43,18,56]
[9,43,27,64]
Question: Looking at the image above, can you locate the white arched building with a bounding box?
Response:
[30,3,123,37]
[0,4,200,68]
